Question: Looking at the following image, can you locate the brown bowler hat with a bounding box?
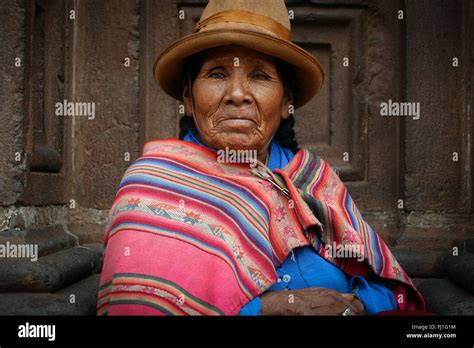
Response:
[154,0,324,108]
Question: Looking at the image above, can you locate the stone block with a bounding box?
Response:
[0,292,74,315]
[0,224,77,258]
[0,0,26,205]
[442,251,474,293]
[67,223,106,245]
[0,247,101,292]
[73,0,141,209]
[82,243,104,273]
[405,0,466,212]
[464,238,474,254]
[392,249,445,278]
[417,278,474,315]
[0,274,100,315]
[56,274,100,315]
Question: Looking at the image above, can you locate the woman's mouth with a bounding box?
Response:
[217,113,258,129]
[219,118,256,128]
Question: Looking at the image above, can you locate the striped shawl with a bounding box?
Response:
[97,139,425,315]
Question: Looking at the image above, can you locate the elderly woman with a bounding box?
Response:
[98,0,425,316]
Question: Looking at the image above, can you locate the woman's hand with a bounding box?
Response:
[260,287,365,316]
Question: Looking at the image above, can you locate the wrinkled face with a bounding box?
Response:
[183,45,293,161]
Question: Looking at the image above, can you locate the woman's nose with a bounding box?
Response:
[223,76,253,106]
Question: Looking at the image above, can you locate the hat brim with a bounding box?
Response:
[154,29,324,108]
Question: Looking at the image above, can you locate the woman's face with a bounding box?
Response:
[183,45,293,161]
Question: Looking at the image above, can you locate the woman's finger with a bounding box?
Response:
[333,294,364,315]
[340,293,365,314]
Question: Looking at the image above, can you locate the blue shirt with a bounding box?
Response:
[182,128,397,315]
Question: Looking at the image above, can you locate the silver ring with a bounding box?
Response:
[341,306,351,316]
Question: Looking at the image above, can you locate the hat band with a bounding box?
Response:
[194,9,291,41]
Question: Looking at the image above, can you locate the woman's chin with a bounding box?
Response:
[210,132,257,150]
[217,137,257,151]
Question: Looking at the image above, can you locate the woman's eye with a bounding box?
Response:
[208,72,226,78]
[253,73,269,80]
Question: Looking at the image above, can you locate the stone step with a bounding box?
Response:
[416,278,474,315]
[0,225,77,258]
[0,292,72,315]
[56,273,101,315]
[83,243,104,258]
[0,246,102,292]
[0,274,100,315]
[66,223,106,245]
[84,243,104,273]
[0,223,105,259]
[442,251,474,293]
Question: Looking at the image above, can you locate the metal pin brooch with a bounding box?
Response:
[251,167,291,199]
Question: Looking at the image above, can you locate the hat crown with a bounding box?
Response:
[154,0,324,109]
[196,0,291,40]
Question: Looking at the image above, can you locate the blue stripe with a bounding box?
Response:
[131,157,268,218]
[119,180,276,267]
[121,161,274,260]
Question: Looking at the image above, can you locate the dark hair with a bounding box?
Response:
[179,50,300,154]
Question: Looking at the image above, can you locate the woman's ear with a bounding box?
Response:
[182,82,193,117]
[281,93,294,120]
